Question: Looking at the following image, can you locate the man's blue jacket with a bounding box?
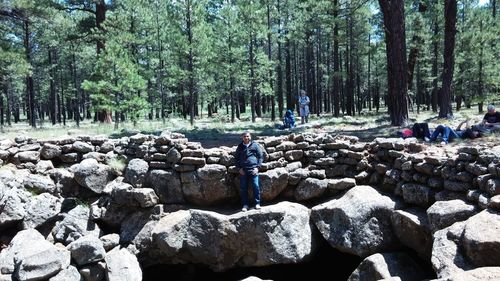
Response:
[235,141,264,171]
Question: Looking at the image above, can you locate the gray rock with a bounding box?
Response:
[259,168,288,201]
[124,158,149,188]
[432,267,500,281]
[348,252,426,281]
[311,185,399,257]
[49,265,82,281]
[73,159,114,194]
[15,245,71,281]
[100,234,120,251]
[16,151,40,162]
[51,205,102,244]
[391,208,432,260]
[462,210,500,267]
[67,235,106,266]
[401,183,435,208]
[79,262,106,281]
[35,160,54,174]
[72,141,94,153]
[0,186,28,226]
[23,174,57,194]
[151,202,314,272]
[23,193,62,229]
[294,178,329,201]
[431,222,472,278]
[146,169,184,204]
[427,200,478,231]
[105,247,142,281]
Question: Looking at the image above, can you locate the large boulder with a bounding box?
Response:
[181,164,236,206]
[51,205,102,245]
[311,185,399,257]
[151,201,315,271]
[462,210,500,267]
[105,247,142,281]
[348,252,427,281]
[146,169,184,204]
[73,159,115,194]
[124,158,149,188]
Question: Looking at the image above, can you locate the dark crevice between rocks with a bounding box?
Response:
[142,238,363,281]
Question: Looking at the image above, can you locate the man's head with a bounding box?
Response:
[487,104,496,113]
[463,128,482,139]
[300,90,306,96]
[241,131,251,144]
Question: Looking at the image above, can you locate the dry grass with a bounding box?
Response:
[0,107,496,147]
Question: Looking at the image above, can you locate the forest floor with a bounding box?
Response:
[0,107,497,149]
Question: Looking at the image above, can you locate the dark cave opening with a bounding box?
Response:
[142,238,363,281]
[142,236,438,281]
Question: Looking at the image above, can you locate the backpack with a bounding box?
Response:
[412,123,430,139]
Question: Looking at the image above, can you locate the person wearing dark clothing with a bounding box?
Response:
[280,109,296,129]
[482,104,500,131]
[427,120,482,145]
[235,132,264,211]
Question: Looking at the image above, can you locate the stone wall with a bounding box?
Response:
[0,131,499,280]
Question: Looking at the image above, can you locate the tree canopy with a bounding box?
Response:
[0,0,498,128]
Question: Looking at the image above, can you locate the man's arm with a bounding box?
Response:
[456,120,469,131]
[255,143,264,167]
[234,146,242,170]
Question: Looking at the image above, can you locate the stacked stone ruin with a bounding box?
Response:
[0,131,499,280]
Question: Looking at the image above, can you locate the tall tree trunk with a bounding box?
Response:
[5,78,11,126]
[154,2,165,121]
[378,0,409,126]
[95,0,112,123]
[48,49,57,125]
[250,35,256,122]
[186,0,195,126]
[24,19,36,128]
[228,30,235,123]
[346,11,354,116]
[306,32,315,115]
[339,51,345,114]
[439,0,457,118]
[267,0,275,121]
[1,81,4,127]
[276,0,284,117]
[431,17,439,112]
[407,2,426,92]
[416,60,421,114]
[230,77,235,123]
[316,29,322,116]
[367,33,372,111]
[326,41,331,113]
[95,0,106,55]
[477,21,484,113]
[333,0,340,117]
[59,65,66,126]
[285,37,293,111]
[72,53,81,127]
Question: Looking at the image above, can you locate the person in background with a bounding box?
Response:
[481,104,500,131]
[281,109,296,129]
[426,119,482,145]
[298,90,310,124]
[235,131,264,211]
